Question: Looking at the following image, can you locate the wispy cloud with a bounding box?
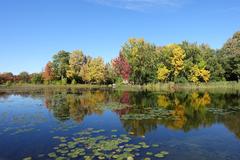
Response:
[84,0,186,11]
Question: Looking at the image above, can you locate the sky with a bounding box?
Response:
[0,0,239,74]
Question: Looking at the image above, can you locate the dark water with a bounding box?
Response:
[0,90,240,160]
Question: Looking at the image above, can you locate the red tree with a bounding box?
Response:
[0,72,14,84]
[112,54,131,81]
[42,61,54,81]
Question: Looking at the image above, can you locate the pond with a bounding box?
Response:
[0,89,240,160]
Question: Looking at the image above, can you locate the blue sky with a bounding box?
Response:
[0,0,239,74]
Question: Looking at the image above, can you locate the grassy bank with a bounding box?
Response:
[116,81,240,93]
[0,84,111,93]
[0,81,240,93]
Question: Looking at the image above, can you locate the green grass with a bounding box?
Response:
[0,81,240,93]
[116,81,240,93]
[0,84,111,93]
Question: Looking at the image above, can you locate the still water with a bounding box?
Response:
[0,90,240,160]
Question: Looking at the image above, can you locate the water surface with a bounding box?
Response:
[0,90,240,160]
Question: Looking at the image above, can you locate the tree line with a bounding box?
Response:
[0,31,240,85]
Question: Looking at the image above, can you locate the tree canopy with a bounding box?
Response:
[1,31,240,85]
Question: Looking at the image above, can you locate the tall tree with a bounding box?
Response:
[220,31,240,81]
[80,57,105,83]
[121,38,158,84]
[31,73,43,84]
[18,71,30,83]
[0,72,14,84]
[104,63,117,84]
[157,65,170,82]
[88,57,105,83]
[189,64,210,83]
[112,53,131,83]
[67,50,85,81]
[52,50,70,80]
[158,44,186,82]
[80,57,92,83]
[43,61,54,81]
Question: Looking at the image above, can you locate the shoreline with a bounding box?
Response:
[0,82,240,93]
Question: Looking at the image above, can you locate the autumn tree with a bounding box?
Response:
[80,57,92,83]
[121,38,158,84]
[157,65,170,82]
[88,57,105,83]
[80,57,105,83]
[158,44,185,82]
[67,50,86,82]
[169,44,185,77]
[112,53,131,83]
[189,63,210,83]
[0,72,14,84]
[43,61,54,82]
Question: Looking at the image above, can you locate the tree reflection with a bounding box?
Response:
[118,91,240,137]
[1,90,239,138]
[44,91,108,122]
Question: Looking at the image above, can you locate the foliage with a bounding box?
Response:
[18,71,30,83]
[104,63,117,84]
[66,50,86,81]
[169,44,185,77]
[189,65,210,83]
[112,53,131,82]
[1,31,240,84]
[52,50,70,80]
[71,79,77,85]
[80,57,105,83]
[121,38,158,84]
[42,61,54,82]
[0,72,14,84]
[30,73,43,84]
[159,44,185,81]
[157,65,170,82]
[220,31,240,81]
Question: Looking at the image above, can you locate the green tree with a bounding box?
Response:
[104,63,117,84]
[18,71,30,83]
[121,38,158,84]
[52,50,70,80]
[220,31,240,81]
[31,73,43,84]
[199,44,225,81]
[180,42,215,82]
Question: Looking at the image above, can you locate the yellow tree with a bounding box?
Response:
[67,50,85,80]
[157,44,185,82]
[89,57,105,83]
[189,65,210,83]
[80,58,91,83]
[81,57,105,83]
[189,65,200,83]
[199,69,210,82]
[157,65,170,82]
[168,44,186,77]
